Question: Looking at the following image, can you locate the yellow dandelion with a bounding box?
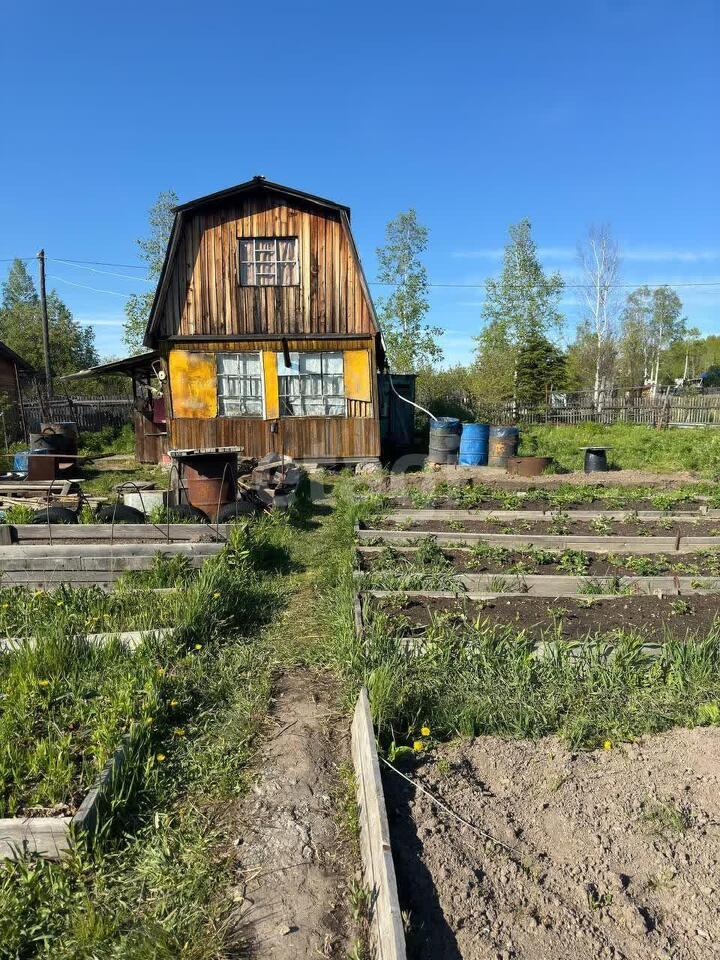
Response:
[37,679,50,687]
[413,740,424,753]
[212,592,220,599]
[194,643,203,650]
[169,699,179,707]
[155,753,166,762]
[145,717,154,725]
[173,727,186,737]
[602,739,612,750]
[420,726,431,737]
[156,667,165,676]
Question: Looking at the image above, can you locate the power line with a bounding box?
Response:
[369,280,720,289]
[46,275,129,297]
[45,257,148,270]
[47,258,153,283]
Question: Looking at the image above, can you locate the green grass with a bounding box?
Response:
[0,514,299,958]
[518,423,720,475]
[78,424,136,458]
[311,476,720,756]
[78,465,168,499]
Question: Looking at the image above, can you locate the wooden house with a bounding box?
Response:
[0,341,33,438]
[141,176,386,465]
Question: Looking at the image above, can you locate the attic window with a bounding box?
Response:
[239,237,299,286]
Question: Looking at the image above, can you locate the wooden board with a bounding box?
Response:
[383,508,720,522]
[11,523,230,542]
[357,535,683,554]
[351,689,407,960]
[356,572,718,597]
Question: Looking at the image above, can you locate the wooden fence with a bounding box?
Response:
[475,393,720,428]
[19,397,134,435]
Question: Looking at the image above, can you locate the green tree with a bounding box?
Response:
[123,190,178,352]
[473,219,564,402]
[376,209,443,371]
[515,331,567,405]
[0,259,98,379]
[618,285,685,390]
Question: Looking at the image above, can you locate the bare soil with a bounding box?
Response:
[229,670,356,958]
[390,498,707,513]
[385,727,720,959]
[371,518,720,537]
[360,548,720,578]
[375,467,703,493]
[367,594,720,643]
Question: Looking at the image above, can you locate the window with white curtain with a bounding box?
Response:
[216,352,263,417]
[238,237,299,286]
[278,352,345,417]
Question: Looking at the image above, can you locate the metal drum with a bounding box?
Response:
[488,425,520,468]
[459,423,490,466]
[506,455,551,477]
[428,417,462,465]
[584,447,609,473]
[181,453,238,519]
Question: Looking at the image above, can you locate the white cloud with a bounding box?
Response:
[623,248,720,263]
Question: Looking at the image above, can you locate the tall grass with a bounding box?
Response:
[0,514,295,958]
[519,423,720,474]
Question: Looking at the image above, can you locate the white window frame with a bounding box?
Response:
[216,351,264,418]
[238,237,299,287]
[277,351,346,418]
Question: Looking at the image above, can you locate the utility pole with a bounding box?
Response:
[37,249,52,402]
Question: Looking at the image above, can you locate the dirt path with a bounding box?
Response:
[229,669,355,958]
[387,727,720,960]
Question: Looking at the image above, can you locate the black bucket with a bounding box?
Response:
[428,417,462,465]
[488,425,520,468]
[584,447,609,473]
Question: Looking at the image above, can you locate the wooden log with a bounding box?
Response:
[351,689,407,960]
[0,542,222,559]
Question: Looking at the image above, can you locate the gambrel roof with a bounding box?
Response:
[144,176,378,345]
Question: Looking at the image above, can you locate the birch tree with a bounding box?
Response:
[576,224,621,407]
[376,209,443,372]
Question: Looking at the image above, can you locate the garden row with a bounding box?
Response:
[345,477,720,957]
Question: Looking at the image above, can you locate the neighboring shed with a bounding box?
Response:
[60,352,165,463]
[0,341,33,438]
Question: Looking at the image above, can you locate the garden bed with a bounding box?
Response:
[363,592,720,643]
[364,516,720,538]
[358,544,720,578]
[386,727,720,960]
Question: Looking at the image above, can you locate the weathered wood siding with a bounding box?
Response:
[162,337,379,459]
[155,194,376,338]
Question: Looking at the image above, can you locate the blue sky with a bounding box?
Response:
[1,0,718,365]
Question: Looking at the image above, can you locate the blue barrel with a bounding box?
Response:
[459,423,490,466]
[428,417,462,464]
[488,425,520,468]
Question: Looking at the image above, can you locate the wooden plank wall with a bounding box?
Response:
[162,337,379,459]
[157,194,377,338]
[134,411,167,463]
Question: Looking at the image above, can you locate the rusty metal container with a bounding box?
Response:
[181,453,238,520]
[506,456,552,477]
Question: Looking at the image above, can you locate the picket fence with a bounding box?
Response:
[477,393,720,428]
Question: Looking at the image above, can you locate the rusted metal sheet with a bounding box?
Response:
[168,351,217,419]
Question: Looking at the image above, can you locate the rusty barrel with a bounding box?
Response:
[181,453,238,520]
[488,425,519,468]
[428,417,462,465]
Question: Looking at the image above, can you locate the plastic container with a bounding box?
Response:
[488,425,520,468]
[459,423,490,466]
[428,417,462,465]
[584,447,609,473]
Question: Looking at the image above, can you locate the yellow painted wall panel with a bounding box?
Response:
[169,350,218,419]
[262,351,279,420]
[344,349,372,403]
